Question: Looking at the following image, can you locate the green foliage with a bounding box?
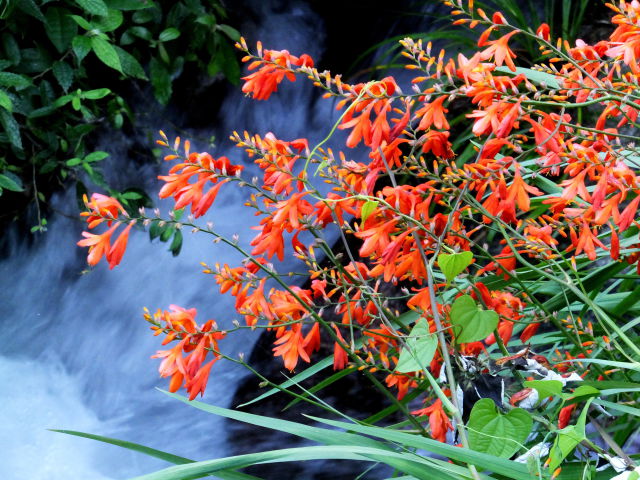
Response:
[0,0,240,228]
[449,295,499,343]
[437,251,473,285]
[395,321,438,373]
[467,399,532,459]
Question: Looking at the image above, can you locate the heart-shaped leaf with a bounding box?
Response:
[523,380,563,399]
[468,398,532,458]
[395,321,438,373]
[438,251,473,284]
[450,295,498,343]
[360,200,378,223]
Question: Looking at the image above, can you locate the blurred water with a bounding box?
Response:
[0,1,333,478]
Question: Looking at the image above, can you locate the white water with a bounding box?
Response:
[0,2,333,478]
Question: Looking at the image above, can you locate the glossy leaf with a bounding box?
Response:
[91,37,122,72]
[0,172,23,191]
[52,61,74,92]
[76,0,109,16]
[45,7,78,53]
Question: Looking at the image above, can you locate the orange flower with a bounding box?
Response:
[479,30,518,72]
[412,399,453,442]
[107,222,134,269]
[80,193,127,229]
[242,49,314,100]
[77,224,118,267]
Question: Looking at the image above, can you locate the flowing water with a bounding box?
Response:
[0,2,332,478]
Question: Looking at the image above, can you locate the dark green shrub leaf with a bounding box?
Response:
[126,25,152,41]
[0,72,32,90]
[0,89,12,112]
[437,251,473,285]
[217,39,240,84]
[468,398,532,458]
[84,151,109,162]
[69,14,93,30]
[159,27,180,42]
[0,109,22,149]
[91,37,122,72]
[0,172,23,191]
[218,24,240,41]
[114,45,147,79]
[73,36,92,61]
[45,7,78,53]
[93,9,123,32]
[170,230,182,256]
[150,57,171,104]
[83,88,110,99]
[52,61,74,92]
[450,295,498,343]
[105,0,154,10]
[2,33,21,65]
[395,321,438,373]
[16,0,46,21]
[76,0,109,16]
[20,47,52,73]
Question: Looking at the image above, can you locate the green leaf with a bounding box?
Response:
[150,57,171,104]
[105,0,153,10]
[0,109,22,149]
[0,89,12,112]
[218,24,241,41]
[0,172,23,191]
[76,0,108,16]
[45,7,78,53]
[50,429,193,465]
[114,45,147,79]
[395,321,438,373]
[169,230,182,256]
[93,8,123,32]
[495,66,560,89]
[450,295,498,343]
[0,72,32,90]
[467,399,532,459]
[523,380,563,399]
[2,33,21,65]
[360,200,378,222]
[217,39,240,84]
[159,27,180,42]
[548,398,593,471]
[52,61,74,92]
[310,415,533,480]
[73,36,92,61]
[16,0,46,22]
[69,14,93,30]
[438,251,473,285]
[91,37,122,72]
[66,157,83,167]
[84,151,109,162]
[83,88,111,99]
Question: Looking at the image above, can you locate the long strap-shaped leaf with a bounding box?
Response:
[306,416,533,480]
[130,445,475,480]
[163,391,528,479]
[50,429,261,480]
